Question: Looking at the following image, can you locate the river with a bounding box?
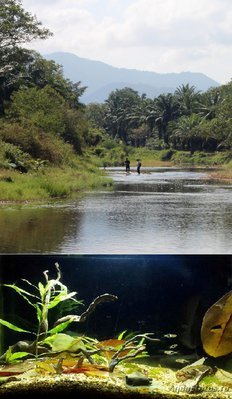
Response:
[0,167,231,253]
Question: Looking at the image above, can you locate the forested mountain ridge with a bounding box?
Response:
[45,52,220,104]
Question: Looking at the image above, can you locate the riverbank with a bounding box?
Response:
[0,149,231,203]
[125,149,232,182]
[0,163,112,203]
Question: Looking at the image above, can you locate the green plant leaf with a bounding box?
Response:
[0,318,31,333]
[38,282,45,299]
[43,333,75,352]
[48,291,78,309]
[4,284,37,307]
[118,330,128,340]
[6,351,31,362]
[47,319,75,334]
[35,303,42,323]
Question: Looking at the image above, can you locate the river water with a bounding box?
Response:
[0,167,231,253]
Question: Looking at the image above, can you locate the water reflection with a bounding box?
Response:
[0,204,82,253]
[0,167,231,253]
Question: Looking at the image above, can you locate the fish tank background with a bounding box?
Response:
[0,254,232,398]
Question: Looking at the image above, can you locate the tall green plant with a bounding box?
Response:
[0,263,82,358]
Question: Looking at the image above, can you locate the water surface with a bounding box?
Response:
[0,167,231,253]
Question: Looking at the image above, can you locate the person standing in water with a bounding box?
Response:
[137,159,141,174]
[125,158,130,173]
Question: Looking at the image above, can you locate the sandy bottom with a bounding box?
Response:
[0,360,232,399]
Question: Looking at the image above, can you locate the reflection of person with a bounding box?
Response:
[137,159,141,174]
[125,158,130,173]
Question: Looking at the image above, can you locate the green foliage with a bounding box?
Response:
[5,84,88,156]
[24,52,86,108]
[8,85,66,134]
[0,0,231,203]
[5,349,30,363]
[43,333,97,353]
[159,149,175,161]
[0,0,52,49]
[0,264,82,358]
[86,81,232,155]
[85,103,107,129]
[0,0,52,114]
[0,121,76,165]
[104,87,143,143]
[1,141,32,172]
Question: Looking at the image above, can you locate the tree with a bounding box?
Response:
[104,87,142,143]
[8,85,66,135]
[174,84,200,116]
[198,87,222,120]
[0,0,51,70]
[170,113,203,152]
[154,93,179,146]
[0,0,52,114]
[21,52,86,108]
[85,102,107,129]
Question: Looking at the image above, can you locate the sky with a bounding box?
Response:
[21,0,232,84]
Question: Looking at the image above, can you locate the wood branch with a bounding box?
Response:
[108,334,160,372]
[54,293,118,326]
[109,345,146,372]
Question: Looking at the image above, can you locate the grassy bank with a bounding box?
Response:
[0,163,112,202]
[206,159,232,181]
[91,145,232,183]
[90,143,232,167]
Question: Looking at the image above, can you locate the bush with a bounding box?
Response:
[159,149,175,161]
[0,121,76,166]
[1,141,32,172]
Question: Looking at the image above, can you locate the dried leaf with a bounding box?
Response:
[96,339,128,360]
[201,290,232,357]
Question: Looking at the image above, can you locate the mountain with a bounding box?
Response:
[45,52,220,104]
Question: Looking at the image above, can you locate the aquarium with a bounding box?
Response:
[0,254,232,398]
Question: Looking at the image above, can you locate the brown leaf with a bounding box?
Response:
[201,290,232,357]
[96,339,128,360]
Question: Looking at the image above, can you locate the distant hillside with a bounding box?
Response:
[45,52,220,104]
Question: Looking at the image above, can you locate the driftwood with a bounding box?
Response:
[108,333,160,372]
[54,293,118,326]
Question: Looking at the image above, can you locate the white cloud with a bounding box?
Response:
[21,0,232,84]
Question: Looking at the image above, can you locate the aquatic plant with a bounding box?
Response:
[0,264,117,363]
[0,265,160,377]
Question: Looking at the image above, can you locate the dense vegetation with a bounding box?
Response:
[86,84,232,163]
[0,1,231,201]
[0,0,110,200]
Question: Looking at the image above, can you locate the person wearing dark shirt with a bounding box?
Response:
[137,159,141,174]
[125,158,130,173]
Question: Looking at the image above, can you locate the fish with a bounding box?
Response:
[169,344,178,349]
[163,333,177,338]
[163,350,179,355]
[175,358,190,364]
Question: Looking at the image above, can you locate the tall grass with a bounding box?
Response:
[0,165,112,202]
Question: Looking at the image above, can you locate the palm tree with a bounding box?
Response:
[170,113,203,152]
[198,88,222,120]
[104,87,141,143]
[154,93,179,146]
[174,84,200,116]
